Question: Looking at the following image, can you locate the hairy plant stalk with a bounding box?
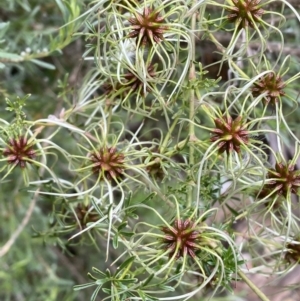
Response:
[188,1,198,208]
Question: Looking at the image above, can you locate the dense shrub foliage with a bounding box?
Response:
[1,0,300,300]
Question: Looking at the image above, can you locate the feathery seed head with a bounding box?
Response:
[285,240,300,263]
[89,147,125,181]
[128,7,168,45]
[263,162,300,197]
[210,115,249,154]
[252,73,285,105]
[161,219,201,259]
[75,204,99,228]
[227,0,264,30]
[3,136,36,168]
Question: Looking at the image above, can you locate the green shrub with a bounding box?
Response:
[1,1,300,300]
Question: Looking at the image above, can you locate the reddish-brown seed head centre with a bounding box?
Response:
[211,115,249,154]
[266,162,300,196]
[90,147,125,180]
[162,219,200,259]
[3,136,36,168]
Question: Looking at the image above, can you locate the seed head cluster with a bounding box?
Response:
[285,240,300,263]
[89,147,125,181]
[102,64,156,98]
[252,73,285,105]
[146,148,166,179]
[161,219,200,259]
[123,64,156,94]
[263,162,300,197]
[227,0,264,30]
[210,115,249,154]
[75,204,99,228]
[3,136,36,168]
[128,7,168,45]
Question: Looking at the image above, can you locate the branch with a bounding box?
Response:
[0,188,40,258]
[238,270,270,301]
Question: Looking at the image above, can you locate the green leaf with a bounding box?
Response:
[0,51,23,61]
[163,272,182,284]
[96,279,106,285]
[87,272,98,281]
[119,231,134,238]
[141,273,154,287]
[225,203,239,217]
[55,0,66,16]
[137,290,159,301]
[73,282,96,291]
[113,233,118,249]
[116,256,135,276]
[140,192,156,204]
[90,198,105,218]
[30,59,55,70]
[91,285,102,301]
[158,285,175,292]
[85,20,96,34]
[137,289,147,301]
[118,278,137,284]
[102,287,112,294]
[91,267,106,277]
[0,22,9,39]
[0,22,9,30]
[127,212,139,219]
[124,191,132,208]
[117,221,128,231]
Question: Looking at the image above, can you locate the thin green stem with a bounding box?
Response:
[207,32,249,79]
[160,116,180,153]
[238,270,270,301]
[187,1,198,208]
